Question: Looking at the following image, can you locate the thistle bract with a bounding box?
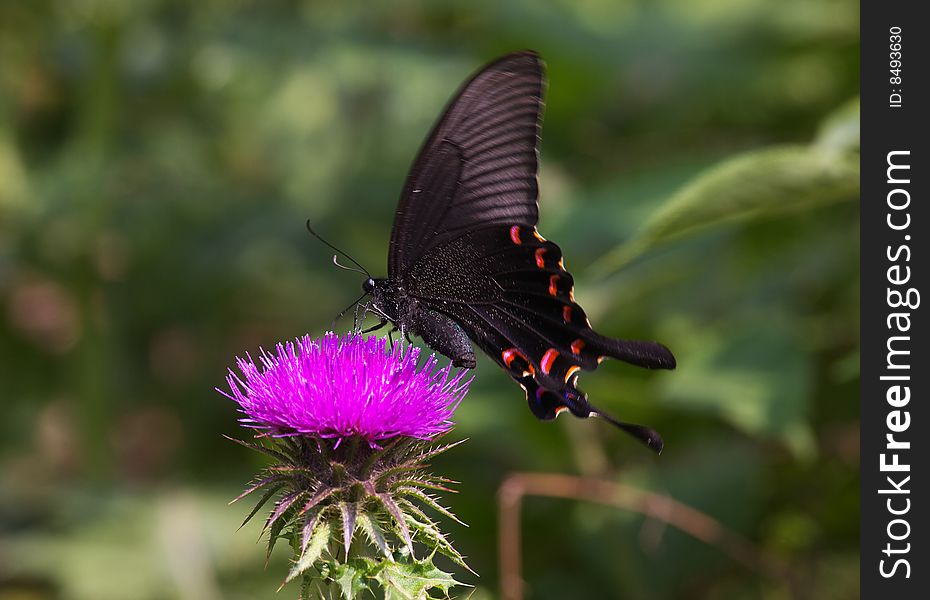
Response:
[219,333,472,598]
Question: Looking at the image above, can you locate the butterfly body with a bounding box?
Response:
[366,276,477,369]
[361,51,675,451]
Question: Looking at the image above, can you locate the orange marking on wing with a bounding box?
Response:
[532,228,546,242]
[571,339,586,355]
[535,248,546,268]
[558,258,565,270]
[554,405,569,417]
[549,275,560,297]
[502,347,535,376]
[562,305,572,323]
[569,288,575,302]
[597,356,606,364]
[510,226,522,245]
[564,365,580,383]
[540,348,559,375]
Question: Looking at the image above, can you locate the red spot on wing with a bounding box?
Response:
[562,305,572,323]
[571,339,586,355]
[510,226,522,245]
[535,248,546,268]
[549,275,560,297]
[502,347,535,376]
[554,405,569,417]
[540,348,559,375]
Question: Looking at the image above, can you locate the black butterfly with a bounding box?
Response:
[358,51,675,452]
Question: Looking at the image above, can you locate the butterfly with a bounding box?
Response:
[356,51,675,452]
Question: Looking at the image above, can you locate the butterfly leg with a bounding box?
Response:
[352,302,363,331]
[360,318,389,334]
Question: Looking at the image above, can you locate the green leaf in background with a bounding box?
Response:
[815,96,860,156]
[657,317,816,458]
[591,100,860,276]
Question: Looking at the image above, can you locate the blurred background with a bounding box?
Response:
[0,1,859,599]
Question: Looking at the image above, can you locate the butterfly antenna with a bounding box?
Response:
[305,220,371,278]
[332,255,368,276]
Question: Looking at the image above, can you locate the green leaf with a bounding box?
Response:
[591,144,860,276]
[329,560,372,600]
[285,520,332,584]
[375,554,460,600]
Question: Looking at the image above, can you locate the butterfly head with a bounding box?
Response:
[361,277,400,322]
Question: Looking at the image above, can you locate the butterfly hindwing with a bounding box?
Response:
[436,298,666,453]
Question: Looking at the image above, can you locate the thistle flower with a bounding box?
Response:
[218,333,472,598]
[222,333,465,443]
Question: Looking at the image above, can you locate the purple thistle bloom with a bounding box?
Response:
[219,333,470,443]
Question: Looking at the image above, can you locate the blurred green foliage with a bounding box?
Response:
[1,1,858,599]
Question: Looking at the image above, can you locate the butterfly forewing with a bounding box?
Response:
[389,52,543,276]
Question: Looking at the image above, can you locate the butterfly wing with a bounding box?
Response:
[388,51,543,277]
